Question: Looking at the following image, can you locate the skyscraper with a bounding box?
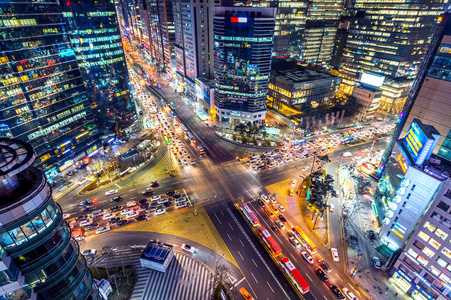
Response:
[339,1,449,114]
[62,0,135,132]
[0,0,101,182]
[214,7,276,123]
[0,138,98,300]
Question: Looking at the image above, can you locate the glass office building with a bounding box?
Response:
[213,7,276,124]
[0,138,98,300]
[0,0,101,182]
[62,0,135,132]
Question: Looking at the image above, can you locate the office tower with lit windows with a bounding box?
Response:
[173,0,215,96]
[62,0,135,132]
[0,138,98,300]
[0,0,101,182]
[214,7,276,123]
[339,1,449,115]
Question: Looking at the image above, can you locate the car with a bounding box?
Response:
[103,213,116,220]
[291,179,297,187]
[155,208,166,215]
[78,177,88,185]
[278,215,287,223]
[331,248,340,261]
[84,223,100,231]
[142,188,154,195]
[276,203,285,212]
[67,170,77,176]
[330,285,345,299]
[126,200,137,207]
[81,249,96,256]
[190,160,195,165]
[175,197,187,203]
[373,256,381,269]
[151,195,161,202]
[264,208,275,218]
[79,219,93,227]
[108,217,121,225]
[301,251,314,265]
[80,199,95,206]
[182,159,188,165]
[368,230,376,240]
[289,237,301,248]
[121,208,133,215]
[318,259,332,273]
[269,204,279,213]
[302,166,309,171]
[91,209,104,218]
[136,215,149,222]
[260,195,269,202]
[116,220,129,227]
[111,196,123,202]
[63,213,71,220]
[288,189,294,196]
[147,205,158,212]
[239,287,254,300]
[177,158,182,164]
[275,220,285,229]
[158,198,169,204]
[82,205,93,211]
[126,211,139,219]
[181,244,195,254]
[349,235,358,249]
[110,205,123,212]
[342,287,358,300]
[315,268,329,283]
[257,199,266,208]
[105,189,118,196]
[330,204,335,211]
[96,226,111,234]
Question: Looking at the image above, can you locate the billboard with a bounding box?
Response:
[403,120,428,161]
[360,73,385,87]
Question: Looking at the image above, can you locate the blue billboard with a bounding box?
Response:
[403,120,427,160]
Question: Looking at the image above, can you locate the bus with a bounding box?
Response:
[341,136,354,145]
[241,204,259,227]
[280,257,310,294]
[174,117,182,126]
[291,226,317,254]
[170,102,176,109]
[180,123,188,133]
[258,227,282,256]
[163,136,171,145]
[187,132,195,142]
[193,141,205,155]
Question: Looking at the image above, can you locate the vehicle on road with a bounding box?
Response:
[241,204,260,227]
[276,203,285,212]
[79,219,93,227]
[78,178,88,185]
[288,189,294,196]
[136,215,149,222]
[291,179,297,187]
[278,215,287,223]
[315,268,329,283]
[301,251,314,265]
[84,223,99,231]
[342,287,358,300]
[96,226,111,234]
[155,208,166,215]
[302,166,309,171]
[63,213,71,220]
[91,209,104,218]
[105,189,118,196]
[329,204,335,211]
[110,205,123,212]
[111,196,123,202]
[108,217,121,225]
[239,287,254,300]
[142,188,154,195]
[269,204,279,214]
[258,227,282,256]
[280,257,310,294]
[269,195,277,204]
[368,230,376,240]
[116,220,128,226]
[318,259,332,273]
[81,249,96,256]
[102,213,115,220]
[80,199,95,206]
[264,208,275,218]
[126,211,139,219]
[151,195,161,201]
[260,194,269,202]
[257,199,266,208]
[373,256,381,269]
[292,226,318,254]
[126,200,137,207]
[181,244,195,254]
[275,220,285,229]
[331,248,340,261]
[330,285,345,299]
[289,236,301,248]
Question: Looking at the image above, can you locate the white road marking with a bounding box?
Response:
[305,273,312,281]
[289,253,298,262]
[239,239,245,247]
[227,234,232,241]
[251,272,259,283]
[324,296,328,300]
[214,213,222,224]
[228,223,234,231]
[336,274,343,282]
[115,183,121,188]
[266,281,275,293]
[130,196,137,199]
[234,277,246,287]
[237,250,244,260]
[128,189,136,191]
[252,259,258,267]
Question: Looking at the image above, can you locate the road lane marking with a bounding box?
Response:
[324,296,328,300]
[336,274,343,282]
[234,277,246,287]
[115,183,121,188]
[220,210,224,216]
[251,272,259,283]
[266,281,274,293]
[130,196,137,199]
[128,189,136,191]
[237,250,244,260]
[227,234,232,241]
[239,239,245,247]
[305,273,312,281]
[251,259,258,268]
[289,253,298,262]
[213,213,222,224]
[228,223,234,231]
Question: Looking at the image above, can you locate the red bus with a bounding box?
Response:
[258,227,282,256]
[280,257,310,294]
[241,204,259,227]
[291,226,317,254]
[174,117,182,126]
[193,141,205,155]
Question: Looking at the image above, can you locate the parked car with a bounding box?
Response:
[373,257,381,269]
[176,202,187,209]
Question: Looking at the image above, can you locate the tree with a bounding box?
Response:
[209,264,236,299]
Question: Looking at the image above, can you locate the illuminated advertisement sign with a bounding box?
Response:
[231,17,247,23]
[360,73,385,87]
[403,120,428,161]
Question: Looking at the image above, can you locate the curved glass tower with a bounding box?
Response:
[0,138,98,300]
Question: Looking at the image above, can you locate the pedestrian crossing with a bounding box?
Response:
[86,247,213,300]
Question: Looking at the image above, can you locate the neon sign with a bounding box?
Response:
[231,17,247,23]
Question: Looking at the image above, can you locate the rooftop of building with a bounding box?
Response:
[270,65,338,85]
[413,118,441,140]
[140,240,173,263]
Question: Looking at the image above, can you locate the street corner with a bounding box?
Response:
[265,178,293,207]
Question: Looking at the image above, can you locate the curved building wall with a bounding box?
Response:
[0,166,98,300]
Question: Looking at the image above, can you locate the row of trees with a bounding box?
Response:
[234,122,269,139]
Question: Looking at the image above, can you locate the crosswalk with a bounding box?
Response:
[86,247,213,300]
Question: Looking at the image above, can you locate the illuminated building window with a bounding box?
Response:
[429,265,441,276]
[429,238,441,250]
[435,228,448,241]
[424,221,437,232]
[439,273,451,285]
[422,247,435,258]
[418,231,431,242]
[436,257,448,267]
[441,247,451,260]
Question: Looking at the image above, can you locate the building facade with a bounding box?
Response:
[393,179,451,300]
[0,0,102,182]
[0,138,98,300]
[214,7,276,124]
[351,85,382,120]
[62,0,135,132]
[268,66,341,111]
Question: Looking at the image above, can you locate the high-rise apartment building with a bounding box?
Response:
[339,1,449,114]
[62,0,135,132]
[173,0,215,96]
[393,178,451,300]
[0,138,98,300]
[213,7,276,123]
[0,0,101,182]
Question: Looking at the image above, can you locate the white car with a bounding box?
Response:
[126,211,139,219]
[105,189,118,196]
[291,179,297,187]
[301,251,314,265]
[74,235,85,241]
[275,220,285,230]
[79,219,93,227]
[151,195,161,202]
[81,249,96,256]
[260,195,269,202]
[289,237,301,248]
[155,208,166,215]
[96,226,111,234]
[182,159,188,166]
[126,200,137,207]
[269,195,277,204]
[103,213,115,220]
[329,204,335,211]
[121,208,133,215]
[182,244,195,254]
[158,198,168,204]
[63,213,71,220]
[276,203,285,212]
[302,166,309,171]
[331,247,340,261]
[342,287,358,300]
[78,178,88,185]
